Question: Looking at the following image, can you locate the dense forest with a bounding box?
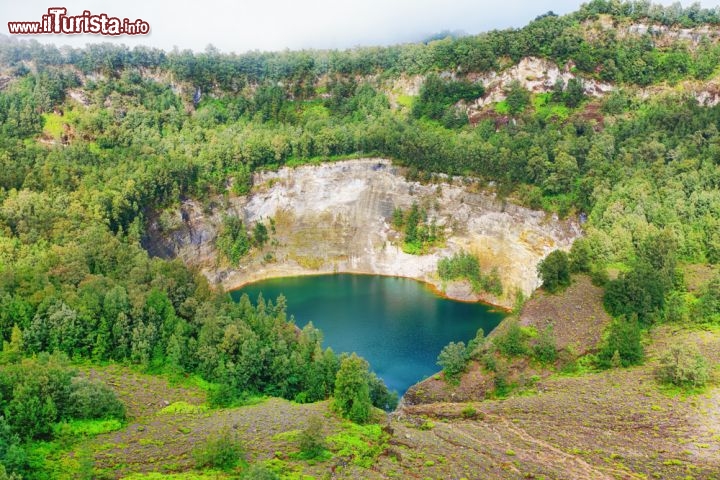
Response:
[1,0,720,477]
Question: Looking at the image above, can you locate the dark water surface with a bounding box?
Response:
[231,274,505,396]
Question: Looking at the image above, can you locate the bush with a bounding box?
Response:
[241,464,279,480]
[437,341,468,379]
[298,415,326,459]
[538,250,571,293]
[598,316,643,368]
[68,378,126,420]
[655,344,709,389]
[493,321,529,357]
[460,406,478,419]
[193,429,244,470]
[466,328,486,359]
[533,325,558,364]
[569,238,592,273]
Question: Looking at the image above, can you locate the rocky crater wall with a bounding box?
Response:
[145,159,581,309]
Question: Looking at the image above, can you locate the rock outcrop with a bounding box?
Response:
[145,159,581,309]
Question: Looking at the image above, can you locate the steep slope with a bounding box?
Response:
[145,159,581,308]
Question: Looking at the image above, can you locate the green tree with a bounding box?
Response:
[192,429,244,470]
[655,344,708,388]
[252,222,269,247]
[437,341,468,379]
[334,354,372,424]
[493,320,530,357]
[533,324,558,364]
[569,238,592,273]
[598,316,643,368]
[563,77,585,107]
[537,250,571,293]
[505,80,530,114]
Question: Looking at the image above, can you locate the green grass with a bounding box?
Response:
[494,101,510,115]
[326,422,388,468]
[42,109,78,140]
[158,401,209,415]
[396,94,414,109]
[122,472,231,479]
[532,93,570,121]
[52,418,124,438]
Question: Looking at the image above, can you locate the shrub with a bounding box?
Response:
[241,464,279,480]
[493,321,529,357]
[193,429,244,470]
[437,341,468,379]
[68,378,126,420]
[533,324,558,364]
[537,250,571,293]
[460,406,478,419]
[466,328,486,359]
[298,415,326,459]
[655,344,709,389]
[569,238,592,273]
[598,316,643,368]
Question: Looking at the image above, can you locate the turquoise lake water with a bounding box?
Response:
[231,274,505,396]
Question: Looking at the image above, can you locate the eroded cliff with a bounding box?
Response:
[145,159,581,308]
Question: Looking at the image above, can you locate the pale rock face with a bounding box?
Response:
[145,159,581,309]
[468,57,614,111]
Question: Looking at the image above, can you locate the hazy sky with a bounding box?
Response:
[2,0,718,54]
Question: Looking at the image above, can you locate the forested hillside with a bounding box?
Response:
[0,0,720,477]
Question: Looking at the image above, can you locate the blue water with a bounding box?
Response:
[231,274,505,396]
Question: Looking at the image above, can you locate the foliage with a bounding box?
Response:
[394,203,441,255]
[217,216,251,264]
[240,464,280,480]
[0,7,719,476]
[506,81,531,114]
[697,274,720,323]
[598,316,644,368]
[466,328,486,359]
[192,429,244,470]
[604,262,666,324]
[438,251,502,295]
[655,344,709,389]
[538,250,571,293]
[333,354,373,424]
[0,355,125,477]
[568,238,592,274]
[412,74,484,127]
[67,378,126,420]
[493,321,530,357]
[533,324,558,364]
[298,415,327,459]
[436,341,468,380]
[325,422,387,468]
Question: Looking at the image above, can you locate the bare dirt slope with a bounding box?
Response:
[146,159,580,308]
[405,275,612,405]
[389,326,720,480]
[77,326,720,480]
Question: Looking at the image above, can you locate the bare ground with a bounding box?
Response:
[68,325,720,480]
[389,326,720,480]
[405,275,611,405]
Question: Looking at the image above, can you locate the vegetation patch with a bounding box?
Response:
[438,251,502,295]
[158,402,209,415]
